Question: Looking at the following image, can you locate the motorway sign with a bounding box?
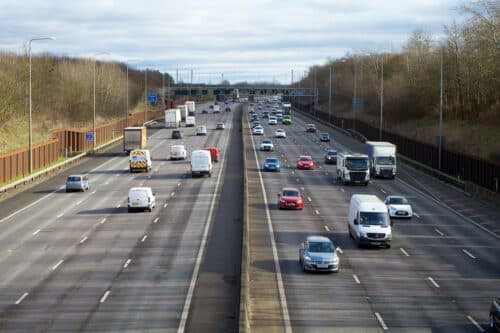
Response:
[147,92,157,103]
[86,131,94,142]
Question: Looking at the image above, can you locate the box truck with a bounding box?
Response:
[365,141,397,178]
[177,105,188,122]
[186,101,196,116]
[123,126,147,154]
[165,108,181,128]
[337,152,370,185]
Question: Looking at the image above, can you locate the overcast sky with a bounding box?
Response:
[0,0,464,83]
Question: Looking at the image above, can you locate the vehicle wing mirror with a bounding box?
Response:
[301,194,304,198]
[277,193,281,197]
[353,219,359,225]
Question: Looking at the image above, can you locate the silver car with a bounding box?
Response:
[299,236,339,272]
[65,174,89,192]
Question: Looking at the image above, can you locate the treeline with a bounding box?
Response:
[296,0,499,158]
[0,52,172,151]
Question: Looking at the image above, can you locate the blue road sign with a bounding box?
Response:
[86,131,94,142]
[147,92,157,103]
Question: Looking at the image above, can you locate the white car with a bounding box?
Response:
[384,195,413,218]
[252,126,264,135]
[274,129,286,138]
[128,187,156,212]
[268,116,278,125]
[259,139,274,151]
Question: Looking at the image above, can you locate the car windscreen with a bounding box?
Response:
[388,197,408,205]
[283,190,299,197]
[327,151,337,156]
[67,176,81,182]
[266,158,278,163]
[359,212,390,226]
[300,157,312,161]
[308,241,334,253]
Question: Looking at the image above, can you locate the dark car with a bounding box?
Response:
[201,109,208,114]
[324,149,337,164]
[171,129,183,139]
[306,124,317,132]
[225,107,231,112]
[491,298,500,332]
[209,105,214,109]
[319,132,330,142]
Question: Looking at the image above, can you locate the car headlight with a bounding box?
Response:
[333,257,339,264]
[359,231,367,238]
[303,255,312,262]
[280,198,286,203]
[386,233,392,240]
[264,164,268,167]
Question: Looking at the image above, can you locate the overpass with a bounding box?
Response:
[165,85,317,98]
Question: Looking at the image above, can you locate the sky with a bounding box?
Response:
[0,0,465,83]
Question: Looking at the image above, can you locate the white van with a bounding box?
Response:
[128,187,156,212]
[170,145,187,160]
[129,149,152,173]
[191,150,212,177]
[186,116,196,127]
[348,194,392,248]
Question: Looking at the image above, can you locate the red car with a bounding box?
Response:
[278,187,304,210]
[306,124,317,132]
[203,146,220,162]
[297,155,315,170]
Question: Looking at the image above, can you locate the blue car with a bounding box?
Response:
[263,157,281,172]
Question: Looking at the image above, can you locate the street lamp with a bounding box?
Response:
[328,66,332,124]
[379,54,385,140]
[28,36,55,174]
[429,40,445,170]
[93,52,111,152]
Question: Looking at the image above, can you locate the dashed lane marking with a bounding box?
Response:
[435,228,444,236]
[80,236,88,244]
[99,290,110,303]
[52,259,64,270]
[123,259,132,268]
[400,248,410,256]
[15,292,29,305]
[428,276,440,288]
[32,229,41,236]
[462,249,476,259]
[353,274,360,284]
[153,217,159,223]
[375,312,388,330]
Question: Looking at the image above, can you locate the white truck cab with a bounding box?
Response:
[337,152,370,185]
[348,194,392,248]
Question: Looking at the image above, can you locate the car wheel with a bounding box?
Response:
[348,226,353,238]
[302,261,307,272]
[386,244,391,249]
[65,189,69,193]
[148,207,153,212]
[128,208,132,213]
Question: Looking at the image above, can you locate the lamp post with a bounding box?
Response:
[144,68,148,123]
[328,66,332,124]
[28,37,55,174]
[92,52,110,152]
[379,55,384,140]
[126,63,129,126]
[429,41,445,169]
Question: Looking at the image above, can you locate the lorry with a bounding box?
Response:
[337,152,370,185]
[365,141,397,178]
[123,126,147,154]
[177,105,188,122]
[213,105,221,113]
[165,108,181,128]
[185,101,196,116]
[282,102,292,115]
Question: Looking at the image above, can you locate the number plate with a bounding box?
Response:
[316,264,328,268]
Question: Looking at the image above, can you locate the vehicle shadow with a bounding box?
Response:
[77,207,126,215]
[89,169,128,175]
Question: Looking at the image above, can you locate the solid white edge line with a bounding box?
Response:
[32,229,41,236]
[428,276,440,288]
[123,259,132,268]
[435,228,444,236]
[462,249,476,259]
[353,274,360,284]
[100,218,106,224]
[153,217,159,223]
[315,209,320,215]
[163,203,168,208]
[99,290,110,303]
[52,259,64,270]
[80,236,88,244]
[15,292,29,305]
[177,110,233,333]
[400,247,410,257]
[375,312,388,330]
[307,196,312,202]
[467,315,485,332]
[247,114,292,333]
[324,225,330,232]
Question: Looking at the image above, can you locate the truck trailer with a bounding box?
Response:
[185,101,196,116]
[123,126,147,154]
[365,141,397,178]
[165,108,181,128]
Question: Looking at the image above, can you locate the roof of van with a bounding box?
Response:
[351,194,386,211]
[129,187,152,192]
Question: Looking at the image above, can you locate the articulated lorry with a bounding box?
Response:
[123,126,147,154]
[165,108,181,128]
[177,105,188,122]
[185,101,196,116]
[337,152,370,185]
[365,141,397,178]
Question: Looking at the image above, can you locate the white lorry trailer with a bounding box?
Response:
[365,141,397,178]
[185,101,196,116]
[177,105,188,122]
[337,152,370,185]
[165,108,181,128]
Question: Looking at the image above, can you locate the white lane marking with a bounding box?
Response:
[177,183,181,187]
[99,290,110,303]
[104,181,110,185]
[244,115,292,333]
[32,229,41,236]
[428,276,440,288]
[307,196,312,202]
[178,111,233,333]
[76,200,83,205]
[353,274,360,284]
[414,212,420,218]
[340,188,345,192]
[163,203,168,208]
[140,182,145,186]
[171,192,175,197]
[56,213,63,218]
[91,190,96,194]
[123,259,132,268]
[80,236,88,244]
[380,189,386,194]
[116,204,121,208]
[141,235,148,242]
[153,217,159,223]
[315,209,320,215]
[375,312,388,330]
[100,218,106,224]
[467,315,485,332]
[324,225,330,231]
[52,259,64,270]
[462,249,476,259]
[336,247,343,254]
[301,187,305,190]
[291,171,295,174]
[15,292,29,305]
[435,228,444,236]
[148,175,152,179]
[400,248,410,257]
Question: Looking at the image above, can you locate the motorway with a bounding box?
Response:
[0,100,499,332]
[0,103,242,332]
[244,103,500,332]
